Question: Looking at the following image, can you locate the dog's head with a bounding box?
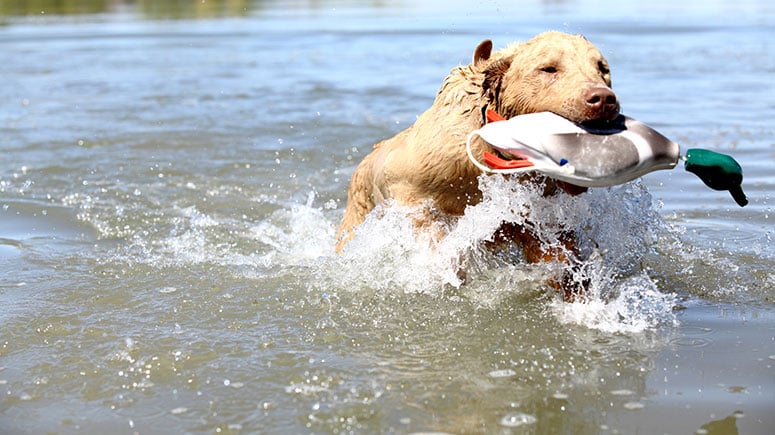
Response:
[477,32,619,125]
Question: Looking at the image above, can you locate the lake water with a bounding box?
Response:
[1,1,774,433]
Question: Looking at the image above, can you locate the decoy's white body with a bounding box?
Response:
[466,112,681,187]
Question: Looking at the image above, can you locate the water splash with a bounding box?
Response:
[251,191,337,267]
[325,175,679,332]
[86,171,681,332]
[549,272,679,333]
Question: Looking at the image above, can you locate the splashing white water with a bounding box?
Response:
[251,192,337,267]
[324,175,679,332]
[549,272,678,333]
[96,173,679,332]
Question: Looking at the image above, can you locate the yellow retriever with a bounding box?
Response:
[336,32,620,298]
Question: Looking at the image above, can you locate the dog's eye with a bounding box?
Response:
[598,61,610,75]
[540,66,558,74]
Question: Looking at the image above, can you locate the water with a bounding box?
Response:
[1,1,774,433]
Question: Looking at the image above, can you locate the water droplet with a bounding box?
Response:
[500,412,537,427]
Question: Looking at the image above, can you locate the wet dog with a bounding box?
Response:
[336,32,620,298]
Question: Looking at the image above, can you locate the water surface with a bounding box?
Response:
[1,1,774,434]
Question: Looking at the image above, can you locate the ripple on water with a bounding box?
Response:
[488,369,517,378]
[0,200,96,242]
[0,237,22,258]
[669,336,713,348]
[623,401,645,410]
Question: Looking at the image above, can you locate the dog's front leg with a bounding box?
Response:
[496,223,586,301]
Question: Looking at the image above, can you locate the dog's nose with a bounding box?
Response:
[584,86,619,121]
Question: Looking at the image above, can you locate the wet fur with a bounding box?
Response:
[336,31,618,297]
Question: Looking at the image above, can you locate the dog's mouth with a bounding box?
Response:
[578,115,626,132]
[537,110,625,133]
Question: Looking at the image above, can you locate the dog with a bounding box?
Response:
[336,32,620,299]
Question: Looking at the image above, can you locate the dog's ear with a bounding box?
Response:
[482,55,512,107]
[473,39,492,66]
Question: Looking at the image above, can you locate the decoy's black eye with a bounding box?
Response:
[540,66,558,73]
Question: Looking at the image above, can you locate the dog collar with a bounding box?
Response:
[478,108,535,170]
[481,105,506,125]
